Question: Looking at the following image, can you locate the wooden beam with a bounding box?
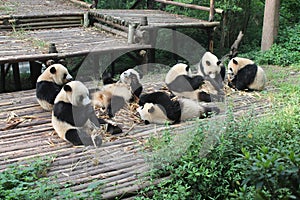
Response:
[12,63,21,91]
[154,0,223,14]
[209,0,215,22]
[0,64,5,92]
[94,23,127,38]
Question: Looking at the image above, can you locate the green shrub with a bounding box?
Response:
[242,24,300,67]
[138,73,300,199]
[0,157,104,200]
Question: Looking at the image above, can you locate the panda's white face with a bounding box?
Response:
[165,63,191,84]
[50,64,73,85]
[200,52,221,79]
[120,69,141,84]
[64,81,91,107]
[227,57,255,75]
[137,103,169,124]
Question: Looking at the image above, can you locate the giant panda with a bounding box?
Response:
[198,51,225,81]
[52,81,122,147]
[36,64,73,111]
[137,91,219,125]
[165,63,222,102]
[120,68,143,98]
[227,57,267,91]
[92,83,133,117]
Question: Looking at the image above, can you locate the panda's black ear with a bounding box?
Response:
[206,60,211,66]
[148,106,155,113]
[46,59,55,67]
[217,61,221,65]
[233,59,238,65]
[50,66,56,74]
[63,85,72,92]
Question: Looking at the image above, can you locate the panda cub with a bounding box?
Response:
[165,63,223,102]
[137,91,219,125]
[92,83,133,117]
[227,57,267,91]
[52,81,122,147]
[36,64,73,111]
[120,68,143,98]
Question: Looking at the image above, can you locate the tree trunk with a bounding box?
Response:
[261,0,280,51]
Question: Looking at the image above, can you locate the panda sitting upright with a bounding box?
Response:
[36,64,73,111]
[52,81,122,147]
[119,68,143,98]
[227,57,267,91]
[198,51,225,82]
[137,91,219,125]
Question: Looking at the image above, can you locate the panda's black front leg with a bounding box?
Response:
[65,129,102,147]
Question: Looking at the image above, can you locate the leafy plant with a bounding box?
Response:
[0,157,105,199]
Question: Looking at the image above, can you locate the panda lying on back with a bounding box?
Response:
[227,57,267,91]
[52,81,122,147]
[137,91,219,125]
[36,64,73,111]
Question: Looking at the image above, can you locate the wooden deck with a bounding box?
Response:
[0,73,274,199]
[89,9,220,29]
[0,27,150,64]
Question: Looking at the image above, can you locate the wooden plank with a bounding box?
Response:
[154,0,223,14]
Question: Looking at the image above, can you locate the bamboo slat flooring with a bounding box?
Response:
[0,75,274,199]
[0,27,150,64]
[90,9,220,29]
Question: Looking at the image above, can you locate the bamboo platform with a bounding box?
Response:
[0,27,151,64]
[89,9,220,29]
[0,73,274,199]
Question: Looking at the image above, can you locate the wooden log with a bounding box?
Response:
[0,12,84,20]
[16,16,82,23]
[0,64,5,92]
[92,16,129,32]
[94,22,127,38]
[68,0,92,8]
[12,63,21,91]
[209,0,215,22]
[154,0,223,14]
[138,21,220,29]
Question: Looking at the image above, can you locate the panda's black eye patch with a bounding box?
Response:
[206,61,211,66]
[79,95,84,102]
[63,73,67,79]
[217,61,221,65]
[185,66,190,72]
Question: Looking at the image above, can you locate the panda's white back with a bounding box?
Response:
[179,98,204,121]
[248,66,267,91]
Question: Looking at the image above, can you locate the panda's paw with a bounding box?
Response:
[92,135,102,147]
